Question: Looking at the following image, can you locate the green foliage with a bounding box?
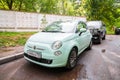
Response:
[40,0,58,14]
[83,0,115,20]
[0,0,77,15]
[0,0,120,32]
[82,0,120,30]
[106,27,115,35]
[0,32,35,48]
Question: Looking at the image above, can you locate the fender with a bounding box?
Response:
[61,40,79,64]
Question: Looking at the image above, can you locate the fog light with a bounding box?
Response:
[54,51,62,56]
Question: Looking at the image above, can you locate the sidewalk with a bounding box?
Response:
[0,46,24,64]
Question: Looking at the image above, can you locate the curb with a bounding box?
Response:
[0,52,23,65]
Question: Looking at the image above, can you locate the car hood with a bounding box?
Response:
[28,32,74,44]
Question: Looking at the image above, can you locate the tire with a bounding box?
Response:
[102,34,106,40]
[87,40,92,50]
[98,37,102,44]
[66,48,77,69]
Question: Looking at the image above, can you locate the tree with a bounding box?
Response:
[38,0,58,14]
[82,0,117,30]
[0,0,24,11]
[0,0,14,10]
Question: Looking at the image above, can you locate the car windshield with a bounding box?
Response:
[87,21,102,29]
[43,21,76,33]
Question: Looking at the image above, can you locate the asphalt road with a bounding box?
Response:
[0,35,120,80]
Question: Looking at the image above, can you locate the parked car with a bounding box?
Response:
[24,20,92,69]
[87,21,106,44]
[115,27,120,35]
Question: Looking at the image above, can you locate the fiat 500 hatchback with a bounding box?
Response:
[24,20,92,69]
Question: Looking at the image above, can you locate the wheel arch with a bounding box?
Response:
[72,46,78,54]
[66,45,78,61]
[65,46,78,69]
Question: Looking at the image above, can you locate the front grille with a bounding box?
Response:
[93,35,100,37]
[24,53,52,64]
[92,35,100,41]
[28,45,45,51]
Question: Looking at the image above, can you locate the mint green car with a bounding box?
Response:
[24,20,92,69]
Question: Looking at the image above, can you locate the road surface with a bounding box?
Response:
[0,35,120,80]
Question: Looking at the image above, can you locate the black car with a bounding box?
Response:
[87,21,106,44]
[115,27,120,35]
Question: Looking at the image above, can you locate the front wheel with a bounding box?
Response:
[66,48,77,69]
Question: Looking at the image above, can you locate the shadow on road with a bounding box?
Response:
[11,60,84,80]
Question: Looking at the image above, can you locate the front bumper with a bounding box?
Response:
[24,53,67,68]
[24,42,69,68]
[24,53,52,64]
[92,35,100,42]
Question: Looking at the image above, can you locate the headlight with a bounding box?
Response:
[52,41,62,50]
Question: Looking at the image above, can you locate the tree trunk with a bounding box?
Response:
[62,0,65,15]
[18,0,23,11]
[6,0,13,10]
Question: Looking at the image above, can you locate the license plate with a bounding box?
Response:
[27,51,41,58]
[94,37,98,39]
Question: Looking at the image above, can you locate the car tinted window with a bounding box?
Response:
[76,22,86,32]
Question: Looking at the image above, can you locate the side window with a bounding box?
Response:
[82,22,87,28]
[102,23,106,30]
[76,22,86,32]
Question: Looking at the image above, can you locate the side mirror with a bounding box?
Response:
[79,28,86,36]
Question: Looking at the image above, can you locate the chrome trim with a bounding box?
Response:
[36,48,45,51]
[28,45,45,51]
